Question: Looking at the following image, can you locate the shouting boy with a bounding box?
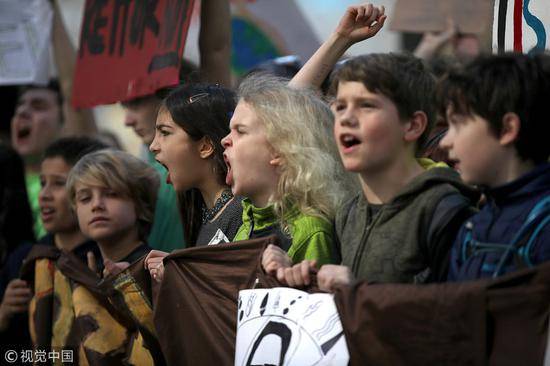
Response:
[263,3,478,289]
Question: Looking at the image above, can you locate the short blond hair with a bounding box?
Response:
[238,74,354,224]
[67,150,160,241]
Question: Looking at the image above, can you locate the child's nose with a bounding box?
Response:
[339,111,359,127]
[149,135,159,153]
[123,112,137,127]
[15,103,31,119]
[439,129,452,150]
[39,186,52,202]
[91,195,105,210]
[221,134,231,148]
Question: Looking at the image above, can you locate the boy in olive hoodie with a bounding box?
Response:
[262,3,477,289]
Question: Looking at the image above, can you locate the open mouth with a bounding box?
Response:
[17,126,32,140]
[155,159,172,184]
[40,207,55,221]
[340,134,361,149]
[155,159,169,171]
[223,154,233,186]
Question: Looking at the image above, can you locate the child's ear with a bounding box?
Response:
[198,137,215,159]
[499,112,521,146]
[269,156,283,166]
[403,111,428,143]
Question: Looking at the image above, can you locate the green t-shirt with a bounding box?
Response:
[26,173,46,239]
[233,198,336,266]
[147,151,186,251]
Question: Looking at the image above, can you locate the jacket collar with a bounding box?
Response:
[484,163,550,204]
[241,198,300,231]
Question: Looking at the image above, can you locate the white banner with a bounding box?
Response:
[235,287,349,366]
[0,0,52,85]
[493,0,550,54]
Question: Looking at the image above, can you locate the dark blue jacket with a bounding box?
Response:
[448,163,550,281]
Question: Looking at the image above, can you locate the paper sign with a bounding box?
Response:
[72,0,195,108]
[235,287,349,366]
[0,0,52,85]
[493,0,550,53]
[390,0,493,34]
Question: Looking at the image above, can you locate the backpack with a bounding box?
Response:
[461,196,550,278]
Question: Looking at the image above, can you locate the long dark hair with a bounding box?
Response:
[162,84,235,244]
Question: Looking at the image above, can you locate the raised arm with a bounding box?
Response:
[52,0,97,137]
[413,18,457,61]
[198,0,232,87]
[289,3,386,90]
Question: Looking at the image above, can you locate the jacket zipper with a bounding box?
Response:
[351,208,383,275]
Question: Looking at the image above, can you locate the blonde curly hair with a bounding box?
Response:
[238,74,355,224]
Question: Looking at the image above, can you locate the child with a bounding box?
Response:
[145,83,242,281]
[221,75,350,266]
[67,149,159,265]
[264,3,477,289]
[440,53,550,281]
[1,137,106,352]
[22,149,163,364]
[150,84,241,246]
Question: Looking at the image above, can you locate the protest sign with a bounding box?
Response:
[72,0,195,108]
[493,0,550,53]
[236,287,349,366]
[0,0,52,85]
[390,0,493,34]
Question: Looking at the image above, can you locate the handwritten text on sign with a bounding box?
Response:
[73,0,194,108]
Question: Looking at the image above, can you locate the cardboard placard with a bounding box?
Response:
[72,0,195,108]
[390,0,493,34]
[0,0,52,85]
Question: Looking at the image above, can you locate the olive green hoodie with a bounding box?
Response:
[336,160,478,283]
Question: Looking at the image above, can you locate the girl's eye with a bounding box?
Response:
[54,180,66,187]
[39,179,46,187]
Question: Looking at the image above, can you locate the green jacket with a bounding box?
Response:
[336,159,478,283]
[233,199,336,265]
[26,173,46,239]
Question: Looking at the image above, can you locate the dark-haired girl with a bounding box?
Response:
[146,84,242,280]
